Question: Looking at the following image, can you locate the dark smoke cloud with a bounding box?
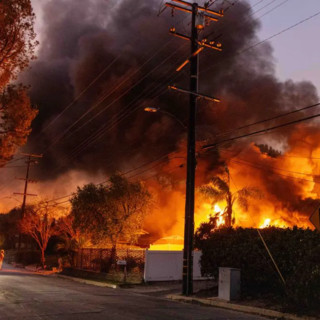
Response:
[19,0,319,232]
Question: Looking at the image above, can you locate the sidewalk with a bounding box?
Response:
[122,280,215,296]
[52,273,319,320]
[0,262,58,275]
[55,272,215,296]
[166,294,319,320]
[0,262,37,275]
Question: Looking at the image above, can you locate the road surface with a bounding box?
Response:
[0,264,268,320]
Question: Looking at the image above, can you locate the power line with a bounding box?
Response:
[250,0,279,17]
[202,9,320,75]
[206,145,320,183]
[64,84,169,157]
[60,74,179,165]
[45,149,180,204]
[49,149,184,206]
[45,64,184,179]
[59,55,187,164]
[40,26,178,137]
[251,0,267,8]
[38,3,302,175]
[51,162,184,207]
[40,53,123,133]
[229,158,320,184]
[255,0,289,20]
[216,102,320,139]
[242,9,320,54]
[222,0,240,13]
[46,38,178,150]
[220,145,320,161]
[222,153,319,179]
[203,111,320,150]
[279,154,320,160]
[203,0,277,43]
[32,10,191,182]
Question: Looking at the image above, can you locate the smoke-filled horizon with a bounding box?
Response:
[22,0,316,175]
[4,0,319,237]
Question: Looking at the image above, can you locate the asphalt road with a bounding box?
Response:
[0,265,268,320]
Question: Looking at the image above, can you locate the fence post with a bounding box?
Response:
[100,249,103,272]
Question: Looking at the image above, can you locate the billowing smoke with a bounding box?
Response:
[12,0,319,237]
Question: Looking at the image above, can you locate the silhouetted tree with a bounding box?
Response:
[71,174,151,262]
[0,84,37,165]
[0,0,38,87]
[200,166,261,227]
[19,202,61,268]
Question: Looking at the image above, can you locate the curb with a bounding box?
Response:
[166,294,318,320]
[57,274,118,289]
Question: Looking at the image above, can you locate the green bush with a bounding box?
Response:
[195,226,320,312]
[285,246,320,313]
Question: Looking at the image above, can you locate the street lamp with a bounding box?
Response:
[144,107,158,113]
[144,107,186,130]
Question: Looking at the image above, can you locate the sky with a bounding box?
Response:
[1,0,318,228]
[31,0,320,93]
[246,0,320,94]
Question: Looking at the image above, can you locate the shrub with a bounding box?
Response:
[195,226,320,312]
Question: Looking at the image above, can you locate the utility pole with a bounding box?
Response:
[164,0,223,295]
[183,2,198,297]
[14,153,42,249]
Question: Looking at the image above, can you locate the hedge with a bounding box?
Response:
[195,226,320,313]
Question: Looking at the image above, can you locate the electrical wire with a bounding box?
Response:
[251,0,267,9]
[279,154,320,160]
[215,102,320,139]
[44,149,181,204]
[203,0,271,42]
[61,74,180,164]
[250,0,279,17]
[46,38,177,150]
[60,54,188,164]
[222,152,320,179]
[45,61,186,178]
[229,158,319,184]
[40,53,123,133]
[203,111,320,150]
[220,145,320,161]
[255,0,289,20]
[202,9,320,76]
[242,9,320,54]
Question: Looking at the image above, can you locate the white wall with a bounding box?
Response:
[144,250,205,282]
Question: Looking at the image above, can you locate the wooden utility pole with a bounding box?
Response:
[14,153,42,249]
[164,0,223,296]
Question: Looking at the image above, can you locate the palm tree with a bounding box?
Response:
[200,166,261,227]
